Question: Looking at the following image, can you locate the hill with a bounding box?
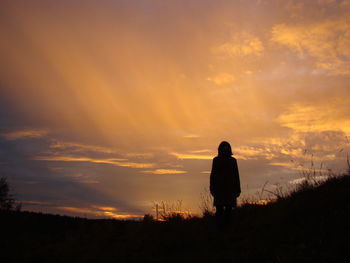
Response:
[1,174,350,263]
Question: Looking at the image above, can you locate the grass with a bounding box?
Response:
[1,173,350,262]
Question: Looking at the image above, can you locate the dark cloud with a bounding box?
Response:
[0,135,145,217]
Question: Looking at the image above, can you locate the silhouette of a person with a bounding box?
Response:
[210,141,241,230]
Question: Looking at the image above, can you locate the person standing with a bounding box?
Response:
[210,141,241,230]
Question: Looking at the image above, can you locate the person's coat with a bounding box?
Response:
[210,156,241,206]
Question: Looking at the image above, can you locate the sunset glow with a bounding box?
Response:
[1,0,350,218]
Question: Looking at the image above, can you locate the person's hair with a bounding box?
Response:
[218,141,233,157]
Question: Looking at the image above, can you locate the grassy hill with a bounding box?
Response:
[1,174,350,263]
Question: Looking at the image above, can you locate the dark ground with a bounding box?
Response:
[1,174,350,263]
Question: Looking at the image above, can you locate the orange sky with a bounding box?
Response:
[1,0,350,218]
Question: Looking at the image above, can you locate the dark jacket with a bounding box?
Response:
[210,156,241,206]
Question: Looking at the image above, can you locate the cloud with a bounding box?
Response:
[1,129,48,140]
[57,206,143,219]
[269,162,330,172]
[141,169,187,175]
[289,175,328,185]
[213,31,264,58]
[189,149,212,154]
[207,72,235,86]
[58,206,94,214]
[170,152,213,160]
[234,146,277,160]
[50,141,116,154]
[34,155,155,169]
[123,152,154,158]
[92,206,117,211]
[276,103,350,134]
[271,16,350,75]
[269,162,295,168]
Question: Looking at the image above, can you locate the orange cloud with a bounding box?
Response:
[34,156,155,168]
[189,149,212,154]
[269,162,295,168]
[271,16,350,75]
[58,206,142,219]
[289,175,329,185]
[277,104,350,134]
[234,147,277,160]
[141,169,187,175]
[170,152,213,160]
[58,206,95,214]
[91,206,117,211]
[102,211,142,220]
[1,129,47,140]
[207,72,235,86]
[50,141,116,154]
[213,31,264,58]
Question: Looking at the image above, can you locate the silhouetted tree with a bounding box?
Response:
[143,214,154,222]
[0,176,21,211]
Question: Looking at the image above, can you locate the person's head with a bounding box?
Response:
[218,141,233,157]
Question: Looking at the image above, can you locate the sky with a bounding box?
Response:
[1,0,350,219]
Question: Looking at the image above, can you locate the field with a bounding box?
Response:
[2,174,350,263]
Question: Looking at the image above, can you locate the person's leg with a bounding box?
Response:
[224,205,233,228]
[215,205,224,230]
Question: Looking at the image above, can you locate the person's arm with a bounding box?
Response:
[210,158,217,196]
[233,158,241,197]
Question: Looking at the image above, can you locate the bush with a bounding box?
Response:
[0,176,21,211]
[143,214,154,222]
